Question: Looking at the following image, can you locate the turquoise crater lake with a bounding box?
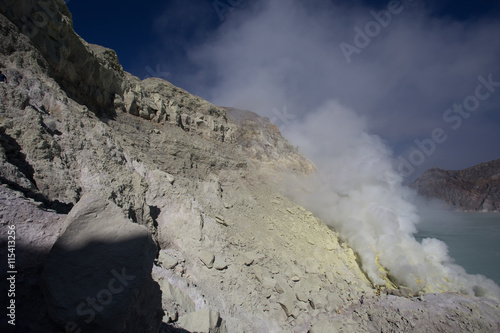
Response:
[415,212,500,287]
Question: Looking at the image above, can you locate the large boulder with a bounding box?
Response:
[42,194,162,333]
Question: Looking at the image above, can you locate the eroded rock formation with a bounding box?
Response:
[411,160,500,212]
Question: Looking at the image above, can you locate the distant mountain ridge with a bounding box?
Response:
[410,159,500,212]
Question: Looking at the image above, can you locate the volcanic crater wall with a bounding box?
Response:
[0,1,500,332]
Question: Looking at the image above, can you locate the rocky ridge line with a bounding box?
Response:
[410,159,500,212]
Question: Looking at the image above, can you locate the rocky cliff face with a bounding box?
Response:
[1,1,499,332]
[410,160,500,212]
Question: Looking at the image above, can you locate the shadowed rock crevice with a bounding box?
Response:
[0,126,74,213]
[0,127,36,187]
[160,324,191,333]
[0,178,74,214]
[150,205,161,228]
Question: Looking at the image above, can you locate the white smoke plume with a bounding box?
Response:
[180,0,500,180]
[282,100,500,298]
[172,0,500,298]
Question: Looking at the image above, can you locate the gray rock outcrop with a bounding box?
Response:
[410,159,500,212]
[177,308,227,333]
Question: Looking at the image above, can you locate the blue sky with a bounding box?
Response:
[67,0,500,181]
[68,0,220,79]
[67,0,500,81]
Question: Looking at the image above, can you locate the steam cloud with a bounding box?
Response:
[175,0,500,298]
[283,100,500,298]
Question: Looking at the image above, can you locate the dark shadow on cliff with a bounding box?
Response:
[0,128,74,214]
[0,235,163,332]
[0,127,36,186]
[160,323,192,333]
[0,178,73,214]
[41,236,163,333]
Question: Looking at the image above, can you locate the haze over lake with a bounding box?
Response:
[416,212,500,286]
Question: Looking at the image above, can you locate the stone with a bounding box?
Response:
[214,257,228,270]
[199,251,215,269]
[158,251,178,269]
[274,275,293,295]
[309,290,329,310]
[241,251,261,266]
[271,267,280,274]
[326,293,344,311]
[277,291,297,317]
[295,287,310,303]
[177,308,227,333]
[244,256,255,266]
[157,278,195,317]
